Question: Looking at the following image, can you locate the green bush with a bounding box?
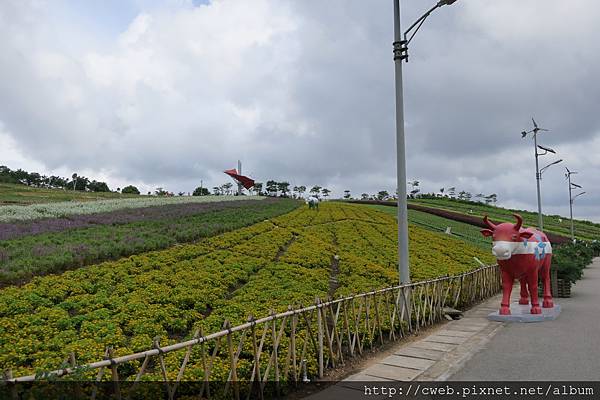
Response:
[553,242,594,284]
[590,240,600,257]
[121,185,140,195]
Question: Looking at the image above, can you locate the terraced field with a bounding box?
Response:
[368,204,491,249]
[410,198,600,241]
[0,202,495,378]
[0,197,298,284]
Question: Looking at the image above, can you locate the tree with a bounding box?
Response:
[486,193,498,205]
[71,173,78,191]
[222,182,233,195]
[213,186,221,195]
[361,193,369,200]
[178,192,185,196]
[193,186,210,196]
[266,180,278,196]
[475,193,484,202]
[253,182,263,195]
[88,180,110,192]
[277,182,290,197]
[458,191,467,201]
[321,188,331,199]
[309,186,322,198]
[408,180,420,198]
[122,185,140,195]
[448,187,456,198]
[343,190,351,199]
[297,185,306,199]
[439,188,445,197]
[292,186,299,198]
[377,190,389,201]
[155,187,169,196]
[464,192,472,201]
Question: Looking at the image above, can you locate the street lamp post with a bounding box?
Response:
[565,167,585,242]
[521,118,560,232]
[540,159,562,177]
[392,0,458,284]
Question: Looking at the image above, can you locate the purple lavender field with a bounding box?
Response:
[0,197,300,285]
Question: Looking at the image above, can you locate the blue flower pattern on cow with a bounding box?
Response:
[533,234,546,260]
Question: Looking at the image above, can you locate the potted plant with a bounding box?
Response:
[551,242,594,297]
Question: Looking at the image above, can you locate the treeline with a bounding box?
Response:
[0,165,111,193]
[355,182,499,204]
[193,181,332,199]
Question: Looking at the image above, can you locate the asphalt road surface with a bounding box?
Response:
[450,257,600,381]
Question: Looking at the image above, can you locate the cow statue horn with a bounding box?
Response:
[513,213,523,231]
[483,215,496,230]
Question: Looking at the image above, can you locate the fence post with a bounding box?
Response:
[316,297,324,378]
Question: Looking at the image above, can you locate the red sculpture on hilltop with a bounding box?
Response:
[480,214,554,315]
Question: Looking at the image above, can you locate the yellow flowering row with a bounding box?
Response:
[0,202,494,379]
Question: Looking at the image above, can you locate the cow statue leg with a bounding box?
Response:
[518,277,529,305]
[500,269,513,315]
[541,256,554,308]
[527,268,542,314]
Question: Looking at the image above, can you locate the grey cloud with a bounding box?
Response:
[0,0,599,221]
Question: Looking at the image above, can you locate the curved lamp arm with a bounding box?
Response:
[400,0,459,62]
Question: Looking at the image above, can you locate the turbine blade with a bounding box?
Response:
[532,118,538,128]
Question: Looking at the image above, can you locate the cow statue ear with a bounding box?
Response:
[480,229,493,237]
[520,231,534,239]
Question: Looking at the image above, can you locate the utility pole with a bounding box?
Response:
[237,160,242,196]
[393,0,410,284]
[392,0,458,284]
[533,132,543,231]
[565,167,585,242]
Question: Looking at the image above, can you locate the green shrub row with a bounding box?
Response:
[553,241,598,284]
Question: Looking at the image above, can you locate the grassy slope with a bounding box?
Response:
[409,198,600,241]
[0,202,495,377]
[367,204,491,250]
[0,183,136,205]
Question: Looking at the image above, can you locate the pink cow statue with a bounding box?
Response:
[480,214,554,315]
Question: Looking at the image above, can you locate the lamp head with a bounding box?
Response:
[437,0,458,6]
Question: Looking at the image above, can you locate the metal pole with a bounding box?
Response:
[237,160,242,195]
[393,0,410,284]
[568,174,574,241]
[533,133,543,231]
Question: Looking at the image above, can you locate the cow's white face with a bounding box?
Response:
[491,241,518,260]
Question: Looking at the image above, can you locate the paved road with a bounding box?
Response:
[451,257,600,381]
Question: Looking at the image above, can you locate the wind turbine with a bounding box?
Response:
[565,167,585,241]
[520,118,557,231]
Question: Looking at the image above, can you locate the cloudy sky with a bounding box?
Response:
[1,0,599,221]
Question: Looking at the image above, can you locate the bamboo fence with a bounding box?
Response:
[5,264,501,399]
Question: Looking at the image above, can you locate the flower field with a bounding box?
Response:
[0,182,135,206]
[0,202,495,379]
[0,198,299,284]
[0,194,262,223]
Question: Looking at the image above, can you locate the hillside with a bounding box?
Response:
[0,182,136,206]
[367,204,491,250]
[0,202,495,378]
[408,198,600,241]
